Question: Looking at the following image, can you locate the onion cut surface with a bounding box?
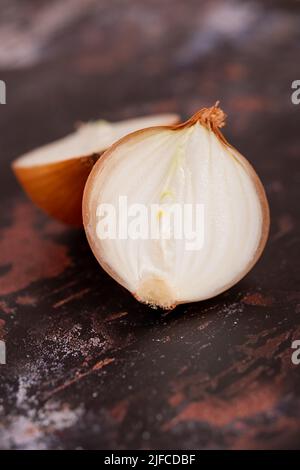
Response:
[83,104,270,309]
[13,114,179,225]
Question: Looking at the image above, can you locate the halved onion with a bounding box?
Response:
[83,104,270,309]
[12,114,179,225]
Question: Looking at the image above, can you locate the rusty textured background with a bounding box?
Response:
[0,0,300,450]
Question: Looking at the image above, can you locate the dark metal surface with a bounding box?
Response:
[0,0,300,449]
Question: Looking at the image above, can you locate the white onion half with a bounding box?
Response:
[13,113,179,225]
[83,105,270,309]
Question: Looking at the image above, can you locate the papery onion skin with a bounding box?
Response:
[83,104,270,309]
[13,114,179,226]
[14,154,99,226]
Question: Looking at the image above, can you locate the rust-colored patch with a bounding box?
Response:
[0,300,15,315]
[273,214,294,241]
[0,202,71,296]
[53,288,91,308]
[16,295,37,306]
[230,96,270,112]
[93,357,115,370]
[105,311,128,322]
[110,399,129,423]
[232,415,300,450]
[242,292,274,307]
[164,385,279,429]
[240,330,290,361]
[43,219,68,236]
[168,392,185,407]
[225,63,247,81]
